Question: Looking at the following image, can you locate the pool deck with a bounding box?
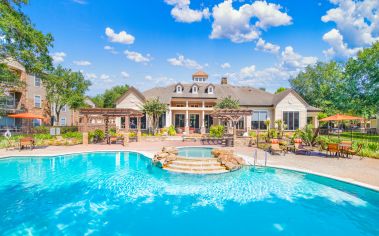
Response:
[1,141,379,191]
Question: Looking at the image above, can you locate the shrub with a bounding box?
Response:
[60,126,78,134]
[62,131,82,139]
[89,129,104,143]
[168,125,176,136]
[248,130,257,137]
[33,126,49,134]
[33,133,53,140]
[210,125,224,138]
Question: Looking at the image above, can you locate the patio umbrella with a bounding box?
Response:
[8,113,46,134]
[319,114,364,141]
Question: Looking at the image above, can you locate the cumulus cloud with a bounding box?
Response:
[227,46,317,89]
[104,45,118,54]
[145,75,176,85]
[167,54,203,69]
[221,62,231,69]
[105,27,135,44]
[73,60,91,66]
[121,71,130,78]
[99,74,112,83]
[322,29,362,59]
[124,50,151,63]
[51,52,66,64]
[255,38,280,54]
[165,0,210,23]
[85,73,97,79]
[210,0,292,43]
[321,0,379,59]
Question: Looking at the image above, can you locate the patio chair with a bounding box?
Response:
[342,144,363,159]
[269,139,284,155]
[326,143,340,157]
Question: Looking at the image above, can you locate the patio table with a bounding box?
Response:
[338,143,351,158]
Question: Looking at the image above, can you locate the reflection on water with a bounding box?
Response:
[0,152,378,235]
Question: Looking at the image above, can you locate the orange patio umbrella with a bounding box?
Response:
[319,114,364,122]
[319,114,364,141]
[8,113,45,120]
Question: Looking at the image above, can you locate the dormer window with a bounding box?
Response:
[192,85,198,94]
[176,85,183,93]
[208,86,214,94]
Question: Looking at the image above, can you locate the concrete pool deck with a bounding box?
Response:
[1,141,379,191]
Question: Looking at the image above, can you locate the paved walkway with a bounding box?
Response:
[1,141,379,190]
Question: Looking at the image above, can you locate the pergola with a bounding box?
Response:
[79,108,144,144]
[211,109,252,140]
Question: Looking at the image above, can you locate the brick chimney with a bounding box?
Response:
[221,77,228,85]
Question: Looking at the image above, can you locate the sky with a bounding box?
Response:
[23,0,379,96]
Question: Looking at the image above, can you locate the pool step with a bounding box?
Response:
[163,158,229,174]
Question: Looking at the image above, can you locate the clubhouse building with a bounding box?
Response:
[115,71,321,134]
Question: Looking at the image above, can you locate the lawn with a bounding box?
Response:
[320,132,379,143]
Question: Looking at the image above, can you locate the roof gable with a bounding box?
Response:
[116,86,145,105]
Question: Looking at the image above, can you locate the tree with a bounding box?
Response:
[290,61,345,115]
[92,85,129,108]
[0,0,53,88]
[44,66,91,125]
[141,98,167,134]
[344,42,379,117]
[215,96,240,109]
[275,87,286,94]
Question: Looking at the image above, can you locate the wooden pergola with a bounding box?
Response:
[79,108,144,144]
[211,109,252,140]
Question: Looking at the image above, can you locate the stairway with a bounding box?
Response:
[163,157,229,174]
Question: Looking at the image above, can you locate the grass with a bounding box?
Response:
[320,132,379,143]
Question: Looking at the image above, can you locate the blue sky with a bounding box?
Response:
[23,0,379,95]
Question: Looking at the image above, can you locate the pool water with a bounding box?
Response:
[178,147,213,158]
[0,152,378,235]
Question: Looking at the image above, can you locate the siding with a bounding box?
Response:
[274,93,307,129]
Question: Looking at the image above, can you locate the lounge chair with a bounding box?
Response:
[294,142,312,155]
[269,139,284,155]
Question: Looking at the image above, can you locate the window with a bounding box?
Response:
[34,95,41,108]
[34,76,41,87]
[32,119,41,127]
[251,111,267,130]
[176,85,182,93]
[208,86,214,94]
[204,114,213,129]
[175,114,185,128]
[283,111,300,130]
[61,105,67,112]
[158,113,166,128]
[60,117,66,126]
[237,118,244,129]
[192,86,198,94]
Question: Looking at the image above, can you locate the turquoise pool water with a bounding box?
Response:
[0,152,378,235]
[178,147,213,158]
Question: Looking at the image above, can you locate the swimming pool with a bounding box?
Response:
[177,147,213,158]
[0,152,378,235]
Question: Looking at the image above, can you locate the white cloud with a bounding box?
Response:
[321,0,379,59]
[144,75,176,85]
[255,38,280,54]
[51,52,66,64]
[124,50,151,63]
[121,71,130,78]
[85,73,97,79]
[99,74,112,83]
[221,62,231,69]
[104,45,118,54]
[105,27,135,44]
[210,0,292,43]
[280,46,317,70]
[73,60,91,66]
[73,0,86,4]
[322,29,362,59]
[167,54,203,69]
[227,46,317,89]
[165,0,210,23]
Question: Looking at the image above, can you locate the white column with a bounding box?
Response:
[201,110,205,134]
[185,109,189,134]
[165,108,172,127]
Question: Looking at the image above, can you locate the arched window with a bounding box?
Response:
[208,86,214,94]
[192,85,198,94]
[176,85,182,93]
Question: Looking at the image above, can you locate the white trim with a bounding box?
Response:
[34,76,41,87]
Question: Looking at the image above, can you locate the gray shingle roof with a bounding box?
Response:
[140,84,321,111]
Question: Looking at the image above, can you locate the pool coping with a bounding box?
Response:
[1,148,378,192]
